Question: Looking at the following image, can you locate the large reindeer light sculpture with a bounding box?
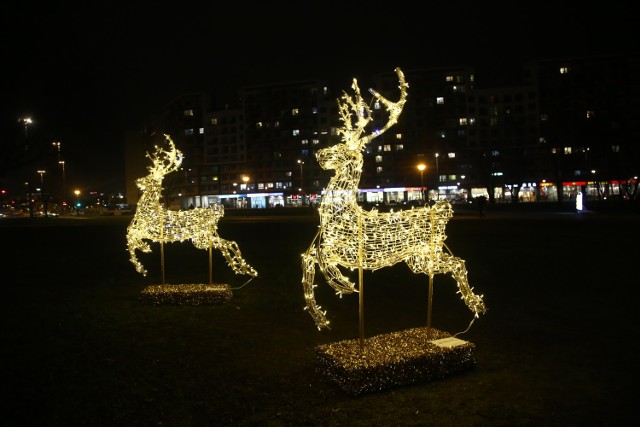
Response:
[301,68,486,336]
[127,134,257,281]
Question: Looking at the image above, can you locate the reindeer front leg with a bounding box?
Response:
[319,262,357,295]
[127,234,151,276]
[302,243,331,330]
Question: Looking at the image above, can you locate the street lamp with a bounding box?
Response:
[74,189,80,214]
[242,176,250,208]
[417,163,426,201]
[298,160,305,205]
[37,170,46,186]
[20,117,33,138]
[52,141,61,158]
[59,161,66,197]
[435,153,440,200]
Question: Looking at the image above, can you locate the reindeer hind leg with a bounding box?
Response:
[441,254,486,317]
[213,236,258,277]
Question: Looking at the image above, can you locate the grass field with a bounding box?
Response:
[2,209,637,426]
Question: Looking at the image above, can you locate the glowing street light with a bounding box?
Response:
[37,170,46,186]
[417,163,426,201]
[435,153,440,200]
[74,189,81,214]
[20,117,33,138]
[59,161,66,197]
[298,159,305,205]
[52,141,61,157]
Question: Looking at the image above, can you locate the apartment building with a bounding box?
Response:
[125,53,639,209]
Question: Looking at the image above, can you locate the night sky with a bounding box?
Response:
[2,2,636,194]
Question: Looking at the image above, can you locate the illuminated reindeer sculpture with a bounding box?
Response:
[127,134,257,280]
[301,68,486,333]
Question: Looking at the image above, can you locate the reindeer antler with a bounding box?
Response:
[146,134,184,180]
[337,67,408,151]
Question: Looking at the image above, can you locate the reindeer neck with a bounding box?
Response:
[322,166,362,208]
[138,182,164,210]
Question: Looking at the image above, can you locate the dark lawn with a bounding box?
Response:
[2,210,637,426]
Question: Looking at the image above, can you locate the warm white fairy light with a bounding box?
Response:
[302,68,486,330]
[127,134,257,278]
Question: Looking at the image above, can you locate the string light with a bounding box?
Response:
[127,134,257,279]
[302,68,486,330]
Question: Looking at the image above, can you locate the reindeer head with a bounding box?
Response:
[317,68,408,176]
[143,134,183,184]
[135,134,183,193]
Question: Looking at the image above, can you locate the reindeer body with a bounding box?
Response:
[127,135,257,279]
[302,68,486,330]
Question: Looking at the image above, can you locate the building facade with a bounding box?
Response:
[125,53,639,210]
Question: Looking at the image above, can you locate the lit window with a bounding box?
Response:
[184,109,194,116]
[564,147,572,154]
[375,155,383,163]
[312,139,319,145]
[256,122,263,129]
[395,144,404,151]
[469,118,475,125]
[374,100,381,110]
[199,128,204,134]
[586,110,595,119]
[436,97,444,105]
[376,166,383,173]
[560,67,571,74]
[459,118,468,126]
[383,145,391,152]
[211,117,219,125]
[440,131,446,138]
[301,139,309,145]
[311,107,318,114]
[395,133,402,140]
[446,75,453,82]
[292,129,300,136]
[551,148,558,154]
[539,137,547,144]
[185,128,194,135]
[447,152,456,158]
[292,108,299,115]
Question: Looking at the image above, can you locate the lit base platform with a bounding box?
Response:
[139,284,232,305]
[315,327,476,396]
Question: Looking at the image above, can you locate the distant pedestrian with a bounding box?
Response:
[476,195,487,217]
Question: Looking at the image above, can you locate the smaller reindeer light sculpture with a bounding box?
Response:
[301,68,486,340]
[127,134,257,283]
